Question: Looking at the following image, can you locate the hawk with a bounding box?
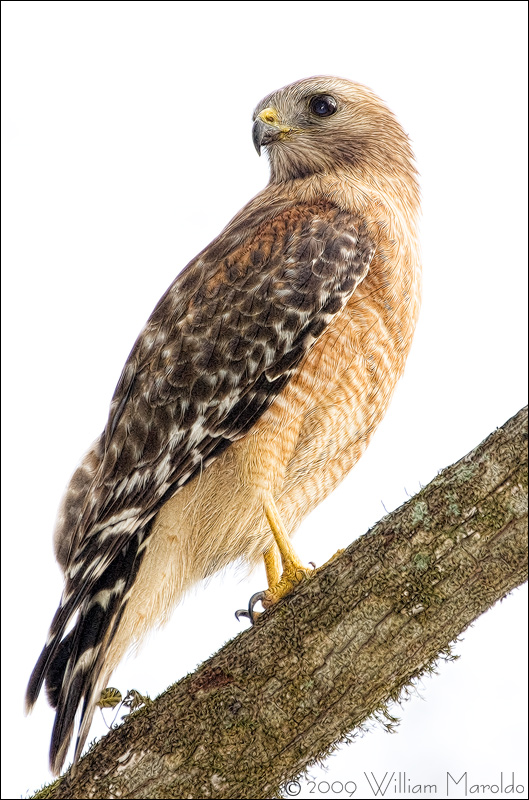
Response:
[26,76,421,775]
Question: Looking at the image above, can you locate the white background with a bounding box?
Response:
[1,2,527,798]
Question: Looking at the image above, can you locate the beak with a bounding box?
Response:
[252,107,289,156]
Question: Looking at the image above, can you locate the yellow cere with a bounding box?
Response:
[258,107,291,134]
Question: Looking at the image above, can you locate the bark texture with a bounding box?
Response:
[34,406,528,800]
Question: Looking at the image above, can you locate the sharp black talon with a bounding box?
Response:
[235,591,266,625]
[309,561,316,569]
[248,591,266,623]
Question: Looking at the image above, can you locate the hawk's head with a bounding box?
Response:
[252,76,414,184]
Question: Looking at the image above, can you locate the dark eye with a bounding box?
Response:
[309,94,338,117]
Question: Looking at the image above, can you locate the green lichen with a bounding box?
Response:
[446,491,461,518]
[410,500,429,528]
[412,553,430,571]
[450,461,478,485]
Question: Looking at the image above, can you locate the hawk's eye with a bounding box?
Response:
[309,95,338,117]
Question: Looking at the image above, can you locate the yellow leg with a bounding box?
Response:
[259,497,313,609]
[236,498,314,623]
[263,543,281,588]
[236,499,339,623]
[264,498,306,575]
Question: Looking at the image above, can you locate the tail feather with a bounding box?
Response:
[45,631,75,709]
[26,525,149,775]
[26,605,74,714]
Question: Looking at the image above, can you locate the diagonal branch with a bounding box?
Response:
[33,406,528,800]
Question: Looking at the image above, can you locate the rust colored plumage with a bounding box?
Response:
[26,76,421,774]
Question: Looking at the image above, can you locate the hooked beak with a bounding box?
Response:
[252,107,290,156]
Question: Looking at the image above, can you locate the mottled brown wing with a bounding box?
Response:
[27,200,374,773]
[81,201,375,543]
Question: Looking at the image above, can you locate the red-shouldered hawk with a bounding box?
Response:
[26,76,421,775]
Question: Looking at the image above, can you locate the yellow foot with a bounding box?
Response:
[235,563,315,624]
[260,564,315,608]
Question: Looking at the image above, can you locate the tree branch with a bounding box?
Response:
[34,406,528,800]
